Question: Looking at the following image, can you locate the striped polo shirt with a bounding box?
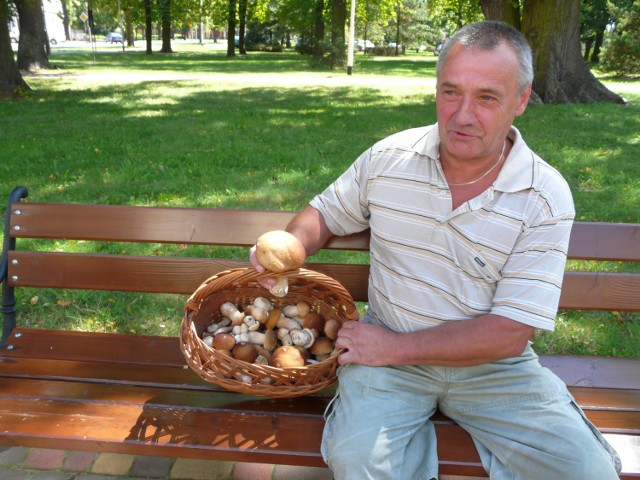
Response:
[310,124,575,332]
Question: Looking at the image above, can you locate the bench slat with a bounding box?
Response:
[9,203,369,251]
[9,251,640,310]
[10,203,640,261]
[2,328,638,397]
[0,376,637,475]
[569,222,640,261]
[7,251,372,300]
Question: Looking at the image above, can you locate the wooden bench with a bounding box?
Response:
[1,185,639,479]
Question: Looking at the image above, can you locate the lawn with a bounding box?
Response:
[1,41,638,356]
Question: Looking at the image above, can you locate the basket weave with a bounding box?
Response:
[180,267,359,398]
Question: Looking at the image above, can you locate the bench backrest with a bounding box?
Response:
[3,186,640,311]
[3,186,640,314]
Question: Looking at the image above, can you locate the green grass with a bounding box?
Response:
[1,43,638,356]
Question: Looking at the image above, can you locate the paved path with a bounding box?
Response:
[0,446,334,480]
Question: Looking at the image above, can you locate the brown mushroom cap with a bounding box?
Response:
[213,333,236,351]
[324,319,341,340]
[255,230,306,273]
[310,336,334,356]
[302,312,324,334]
[232,342,259,363]
[272,346,307,368]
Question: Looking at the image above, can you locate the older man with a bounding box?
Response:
[253,20,621,480]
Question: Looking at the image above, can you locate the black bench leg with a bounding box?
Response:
[1,186,28,348]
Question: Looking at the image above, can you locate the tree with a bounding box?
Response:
[227,0,236,56]
[580,0,609,63]
[329,0,346,67]
[479,0,624,104]
[238,0,246,54]
[1,0,30,98]
[600,0,640,75]
[144,0,152,53]
[158,0,173,53]
[14,0,52,69]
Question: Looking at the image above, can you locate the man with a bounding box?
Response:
[252,21,621,479]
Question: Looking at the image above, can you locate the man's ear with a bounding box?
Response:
[516,84,532,117]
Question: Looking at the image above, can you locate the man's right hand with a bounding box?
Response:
[249,245,277,290]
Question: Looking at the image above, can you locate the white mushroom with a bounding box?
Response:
[270,277,290,298]
[244,315,260,331]
[253,297,273,312]
[283,302,311,319]
[290,328,316,349]
[276,316,302,331]
[220,302,245,324]
[254,230,306,297]
[245,305,269,324]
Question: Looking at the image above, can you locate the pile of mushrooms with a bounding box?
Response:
[201,297,341,369]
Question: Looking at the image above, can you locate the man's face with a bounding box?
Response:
[436,41,531,163]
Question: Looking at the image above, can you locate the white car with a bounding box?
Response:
[355,40,374,51]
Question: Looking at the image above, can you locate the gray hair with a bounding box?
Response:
[436,21,534,95]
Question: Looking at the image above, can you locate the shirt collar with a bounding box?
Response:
[421,124,535,193]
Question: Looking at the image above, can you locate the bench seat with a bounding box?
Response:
[1,187,639,478]
[1,327,638,478]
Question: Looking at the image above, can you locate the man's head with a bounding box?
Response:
[435,21,533,167]
[437,21,533,96]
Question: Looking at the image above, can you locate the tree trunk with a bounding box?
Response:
[159,0,173,53]
[481,0,623,104]
[145,0,152,54]
[0,0,30,98]
[15,0,51,70]
[227,0,236,57]
[312,0,324,61]
[330,0,346,67]
[591,30,603,63]
[60,0,70,41]
[584,36,594,61]
[238,0,246,55]
[479,0,520,29]
[521,0,623,104]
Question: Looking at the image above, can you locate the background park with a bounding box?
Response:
[1,0,639,359]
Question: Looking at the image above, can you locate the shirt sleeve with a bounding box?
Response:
[491,164,575,331]
[309,149,372,236]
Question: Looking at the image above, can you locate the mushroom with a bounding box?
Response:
[245,305,269,324]
[220,302,245,325]
[290,328,316,349]
[272,346,307,368]
[255,230,306,297]
[283,302,311,319]
[277,328,293,346]
[324,318,341,340]
[302,312,324,335]
[276,316,302,331]
[253,297,273,312]
[206,317,231,333]
[232,342,259,363]
[243,315,261,331]
[247,329,278,351]
[265,308,282,330]
[213,332,236,351]
[310,336,334,359]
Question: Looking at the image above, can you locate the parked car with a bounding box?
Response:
[355,39,374,51]
[105,32,123,44]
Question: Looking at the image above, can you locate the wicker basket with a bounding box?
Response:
[180,267,359,398]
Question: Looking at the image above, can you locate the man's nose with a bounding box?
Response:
[453,97,476,125]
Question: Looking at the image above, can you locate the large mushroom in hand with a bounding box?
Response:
[255,230,306,297]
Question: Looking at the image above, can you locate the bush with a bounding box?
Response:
[600,3,640,76]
